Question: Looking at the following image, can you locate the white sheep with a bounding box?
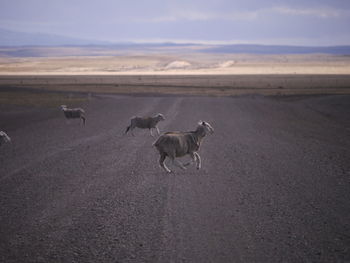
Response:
[60,105,86,125]
[153,121,214,173]
[125,113,165,136]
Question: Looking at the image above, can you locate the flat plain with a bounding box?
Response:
[0,93,350,262]
[1,49,350,96]
[0,48,350,262]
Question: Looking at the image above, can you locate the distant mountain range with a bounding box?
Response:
[203,44,350,55]
[1,28,350,55]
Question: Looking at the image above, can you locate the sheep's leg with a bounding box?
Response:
[184,152,196,167]
[159,154,171,173]
[155,126,160,135]
[149,128,154,137]
[174,159,187,170]
[126,121,136,136]
[194,152,201,169]
[81,116,86,126]
[169,155,187,170]
[129,126,136,136]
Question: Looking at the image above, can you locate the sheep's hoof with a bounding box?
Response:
[161,166,172,173]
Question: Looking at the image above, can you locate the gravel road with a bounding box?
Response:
[0,94,349,262]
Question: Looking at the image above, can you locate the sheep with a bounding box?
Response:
[153,121,214,173]
[0,131,11,146]
[125,113,165,136]
[60,105,86,125]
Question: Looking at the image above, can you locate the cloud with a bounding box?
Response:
[271,6,349,18]
[223,11,259,21]
[143,9,259,23]
[141,10,214,23]
[226,6,350,20]
[228,6,350,21]
[141,5,350,24]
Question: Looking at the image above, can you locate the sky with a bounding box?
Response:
[1,0,350,46]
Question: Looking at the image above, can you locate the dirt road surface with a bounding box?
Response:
[1,95,350,262]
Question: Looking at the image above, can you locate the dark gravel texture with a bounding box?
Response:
[0,94,350,262]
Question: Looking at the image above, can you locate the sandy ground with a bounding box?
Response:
[0,94,349,262]
[1,52,350,96]
[1,53,350,75]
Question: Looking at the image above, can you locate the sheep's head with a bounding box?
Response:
[60,105,67,110]
[198,121,214,135]
[156,113,165,121]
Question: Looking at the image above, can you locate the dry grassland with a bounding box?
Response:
[0,52,350,96]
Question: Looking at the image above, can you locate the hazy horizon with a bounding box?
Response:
[1,0,350,46]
